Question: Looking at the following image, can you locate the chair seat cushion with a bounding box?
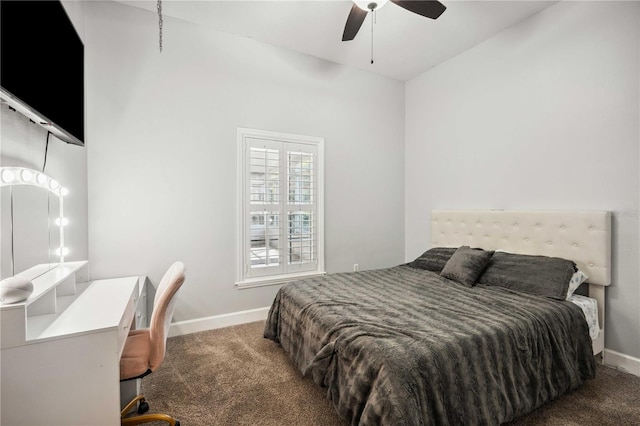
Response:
[120,329,152,380]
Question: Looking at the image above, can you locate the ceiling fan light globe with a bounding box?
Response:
[354,0,388,12]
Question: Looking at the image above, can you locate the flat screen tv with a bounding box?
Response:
[1,0,84,146]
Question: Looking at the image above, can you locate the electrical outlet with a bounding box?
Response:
[353,264,359,272]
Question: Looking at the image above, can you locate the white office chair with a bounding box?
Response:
[119,262,186,426]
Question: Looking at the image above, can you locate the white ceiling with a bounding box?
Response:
[117,0,557,81]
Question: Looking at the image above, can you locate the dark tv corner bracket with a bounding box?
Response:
[0,87,84,147]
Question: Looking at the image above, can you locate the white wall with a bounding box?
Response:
[61,0,86,41]
[85,1,405,322]
[405,1,640,358]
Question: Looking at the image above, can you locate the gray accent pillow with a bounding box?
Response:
[440,246,494,287]
[407,247,458,273]
[476,252,576,300]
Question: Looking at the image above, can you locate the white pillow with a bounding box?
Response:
[566,270,588,300]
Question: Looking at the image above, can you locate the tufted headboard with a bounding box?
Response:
[430,210,611,356]
[431,210,611,287]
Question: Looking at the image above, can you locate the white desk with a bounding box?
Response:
[1,262,143,425]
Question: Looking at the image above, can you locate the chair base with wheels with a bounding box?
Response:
[121,395,180,426]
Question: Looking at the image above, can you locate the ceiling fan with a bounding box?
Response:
[342,0,447,42]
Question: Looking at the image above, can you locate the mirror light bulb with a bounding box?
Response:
[60,187,69,196]
[20,169,33,182]
[56,247,70,256]
[55,217,69,227]
[36,173,47,185]
[50,179,59,190]
[1,170,16,184]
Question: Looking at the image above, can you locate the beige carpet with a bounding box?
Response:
[139,321,640,425]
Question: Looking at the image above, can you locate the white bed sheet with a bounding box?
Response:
[568,294,600,341]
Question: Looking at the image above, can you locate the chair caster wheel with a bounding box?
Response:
[137,399,149,414]
[175,421,180,426]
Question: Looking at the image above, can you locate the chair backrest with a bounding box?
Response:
[148,261,186,371]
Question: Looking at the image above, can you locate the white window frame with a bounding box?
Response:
[236,128,325,289]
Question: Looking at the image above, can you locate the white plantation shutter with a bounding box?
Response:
[247,139,283,277]
[286,146,316,273]
[238,129,324,286]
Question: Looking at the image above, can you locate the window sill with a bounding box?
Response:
[236,271,326,289]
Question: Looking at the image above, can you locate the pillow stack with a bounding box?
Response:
[408,246,587,300]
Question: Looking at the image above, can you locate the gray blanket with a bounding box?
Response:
[264,266,595,425]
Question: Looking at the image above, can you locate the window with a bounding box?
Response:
[237,128,324,288]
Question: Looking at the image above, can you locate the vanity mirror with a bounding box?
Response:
[0,167,67,281]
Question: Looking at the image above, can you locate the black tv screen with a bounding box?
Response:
[1,0,84,146]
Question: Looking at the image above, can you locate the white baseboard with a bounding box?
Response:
[168,306,270,337]
[604,348,640,377]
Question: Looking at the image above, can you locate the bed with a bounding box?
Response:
[264,210,611,425]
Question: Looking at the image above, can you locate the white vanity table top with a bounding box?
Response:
[2,262,139,349]
[32,277,138,341]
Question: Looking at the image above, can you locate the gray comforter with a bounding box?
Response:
[264,265,595,425]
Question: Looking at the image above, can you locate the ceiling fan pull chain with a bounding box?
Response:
[370,10,374,64]
[157,0,163,52]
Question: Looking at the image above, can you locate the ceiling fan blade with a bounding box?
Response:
[391,0,446,19]
[342,4,368,41]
